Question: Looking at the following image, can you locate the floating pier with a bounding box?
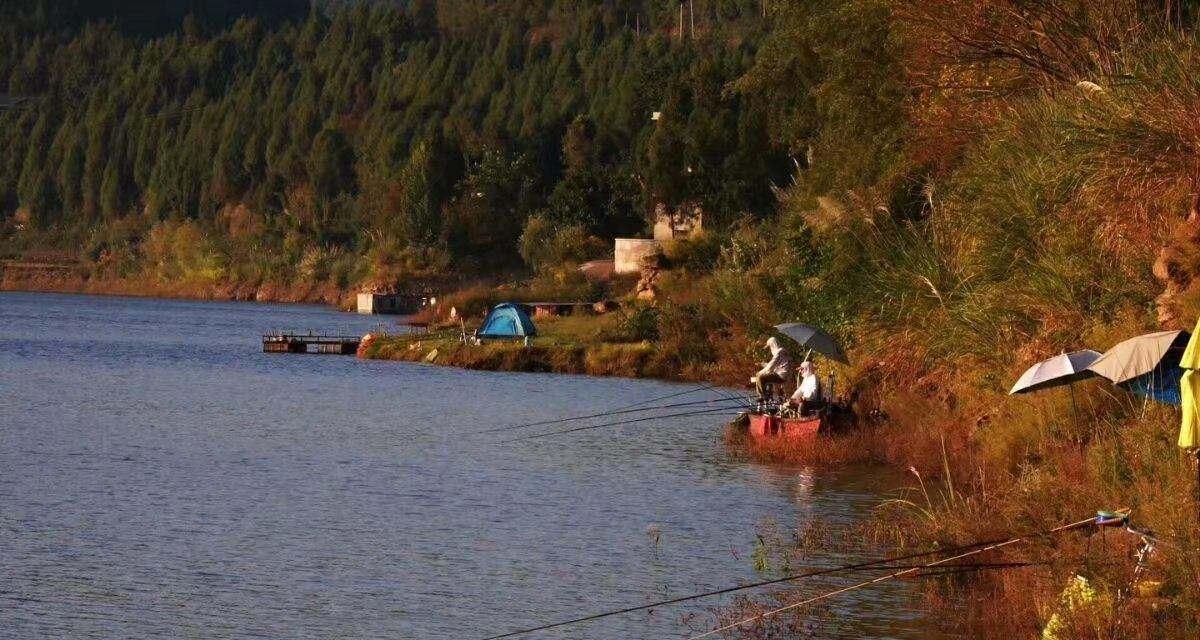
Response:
[263,332,362,355]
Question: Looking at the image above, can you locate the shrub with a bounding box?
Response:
[661,230,722,273]
[651,301,720,374]
[432,285,505,320]
[142,219,226,283]
[519,214,608,271]
[524,266,603,301]
[617,305,660,342]
[363,237,454,286]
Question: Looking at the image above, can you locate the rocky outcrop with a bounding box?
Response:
[635,253,664,301]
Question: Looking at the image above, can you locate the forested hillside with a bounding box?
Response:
[0,0,782,296]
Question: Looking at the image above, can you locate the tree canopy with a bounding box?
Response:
[0,0,787,285]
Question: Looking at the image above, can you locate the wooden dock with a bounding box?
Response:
[263,332,362,355]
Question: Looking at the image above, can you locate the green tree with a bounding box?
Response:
[389,134,459,246]
[307,125,355,202]
[444,148,539,260]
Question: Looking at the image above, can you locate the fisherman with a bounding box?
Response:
[788,360,824,416]
[752,337,794,403]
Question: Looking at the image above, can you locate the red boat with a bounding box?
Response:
[748,412,823,441]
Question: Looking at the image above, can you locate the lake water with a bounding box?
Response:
[0,292,931,639]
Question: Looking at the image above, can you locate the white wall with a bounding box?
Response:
[614,239,661,275]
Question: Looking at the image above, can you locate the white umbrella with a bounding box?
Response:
[1010,350,1103,439]
[1009,350,1102,395]
[1087,330,1188,384]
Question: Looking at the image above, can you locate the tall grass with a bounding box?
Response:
[695,9,1200,636]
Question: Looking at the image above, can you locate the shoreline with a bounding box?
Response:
[358,332,889,469]
[1,283,743,386]
[358,331,737,385]
[0,272,353,308]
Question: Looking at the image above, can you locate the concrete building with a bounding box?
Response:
[356,292,438,315]
[613,203,704,275]
[614,238,661,275]
[652,202,703,241]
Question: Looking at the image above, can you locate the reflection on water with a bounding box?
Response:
[0,292,931,638]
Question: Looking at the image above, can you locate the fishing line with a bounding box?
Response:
[688,514,1100,639]
[613,382,722,412]
[474,383,736,434]
[903,561,1038,576]
[503,406,743,442]
[478,533,1056,640]
[475,396,748,435]
[706,384,755,409]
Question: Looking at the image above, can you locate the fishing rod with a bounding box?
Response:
[476,395,750,435]
[475,382,743,434]
[478,530,1063,640]
[901,561,1038,576]
[688,513,1102,639]
[502,405,743,442]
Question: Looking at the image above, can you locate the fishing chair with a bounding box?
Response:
[750,375,790,414]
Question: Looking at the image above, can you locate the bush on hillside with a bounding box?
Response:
[518,214,608,272]
[614,305,660,342]
[661,230,722,273]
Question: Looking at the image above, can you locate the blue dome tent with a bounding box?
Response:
[476,303,537,341]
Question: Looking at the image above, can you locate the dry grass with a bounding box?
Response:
[717,346,1200,638]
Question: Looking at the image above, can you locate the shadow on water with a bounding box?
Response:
[0,292,936,639]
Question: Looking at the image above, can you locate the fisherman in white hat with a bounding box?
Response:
[752,337,794,404]
[788,360,824,416]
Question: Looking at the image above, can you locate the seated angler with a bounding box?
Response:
[752,337,794,406]
[788,360,824,416]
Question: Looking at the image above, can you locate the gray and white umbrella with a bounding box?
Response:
[1087,330,1188,385]
[773,323,849,365]
[1011,349,1105,436]
[1009,350,1102,395]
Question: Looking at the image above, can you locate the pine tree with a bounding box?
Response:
[308,124,355,202]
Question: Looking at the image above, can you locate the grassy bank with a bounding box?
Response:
[359,313,749,386]
[680,2,1200,635]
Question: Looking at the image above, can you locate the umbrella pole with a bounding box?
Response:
[1069,384,1083,453]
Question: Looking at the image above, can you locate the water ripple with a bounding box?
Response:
[0,292,931,639]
